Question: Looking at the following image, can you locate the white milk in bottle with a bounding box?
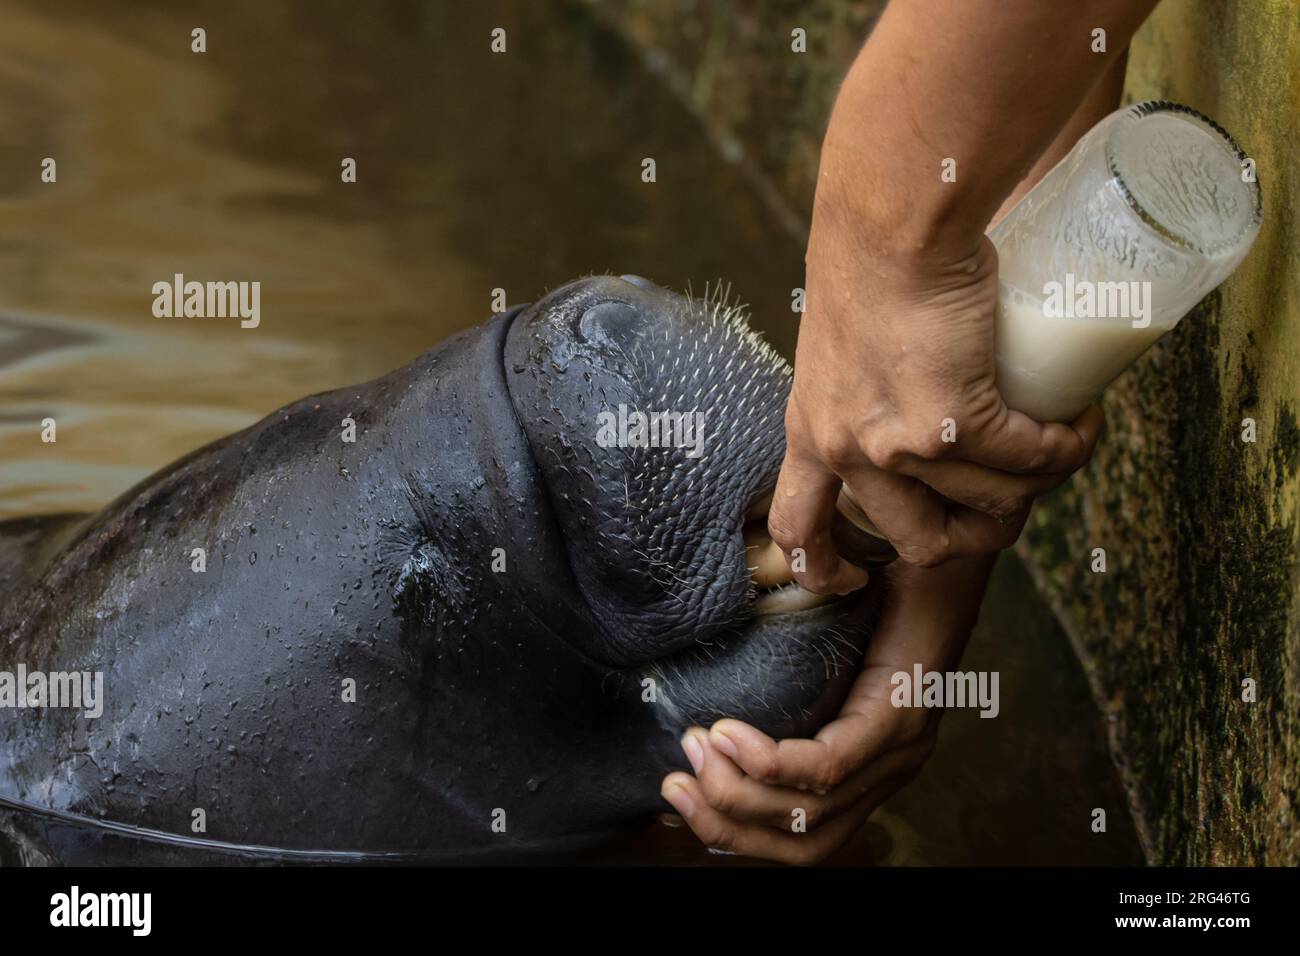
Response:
[994,285,1167,424]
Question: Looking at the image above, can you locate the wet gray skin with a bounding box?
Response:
[0,275,884,861]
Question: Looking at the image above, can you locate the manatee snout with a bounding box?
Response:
[505,274,883,738]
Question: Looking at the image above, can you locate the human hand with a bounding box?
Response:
[660,555,995,864]
[770,199,1103,591]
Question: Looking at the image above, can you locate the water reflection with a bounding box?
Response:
[0,0,804,517]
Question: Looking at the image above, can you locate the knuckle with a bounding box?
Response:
[800,797,829,830]
[1028,429,1074,472]
[698,821,734,851]
[994,531,1020,553]
[782,402,801,433]
[912,429,951,461]
[861,430,908,471]
[756,751,784,785]
[896,533,950,568]
[864,422,949,469]
[702,775,733,811]
[992,508,1031,548]
[813,757,848,793]
[893,711,931,746]
[817,433,862,472]
[783,396,810,434]
[988,493,1029,524]
[698,776,740,816]
[894,546,932,567]
[918,543,950,567]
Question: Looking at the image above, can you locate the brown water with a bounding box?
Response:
[0,0,1140,864]
[0,0,803,517]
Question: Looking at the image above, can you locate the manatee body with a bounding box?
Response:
[0,276,882,863]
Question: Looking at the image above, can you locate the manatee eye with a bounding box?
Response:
[577,301,643,347]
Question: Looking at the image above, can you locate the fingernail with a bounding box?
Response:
[662,782,694,817]
[710,729,738,760]
[658,813,684,829]
[681,732,704,773]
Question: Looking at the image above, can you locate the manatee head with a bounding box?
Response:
[504,275,884,739]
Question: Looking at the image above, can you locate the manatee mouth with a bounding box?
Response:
[646,573,885,738]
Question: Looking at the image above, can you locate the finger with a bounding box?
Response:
[897,457,1069,523]
[687,728,816,827]
[835,408,1102,563]
[767,446,872,595]
[661,772,878,866]
[709,713,892,794]
[844,467,1020,566]
[809,736,936,824]
[955,402,1104,475]
[941,502,1031,556]
[692,725,931,830]
[837,466,954,567]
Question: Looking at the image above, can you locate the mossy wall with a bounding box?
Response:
[586,0,1300,864]
[1020,1,1300,866]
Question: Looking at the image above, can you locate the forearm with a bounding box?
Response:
[819,0,1157,262]
[879,553,998,672]
[991,49,1130,226]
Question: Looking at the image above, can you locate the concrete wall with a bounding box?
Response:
[587,0,1300,863]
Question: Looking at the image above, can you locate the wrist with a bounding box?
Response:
[812,132,991,273]
[807,168,997,309]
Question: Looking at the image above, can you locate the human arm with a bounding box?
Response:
[769,0,1154,591]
